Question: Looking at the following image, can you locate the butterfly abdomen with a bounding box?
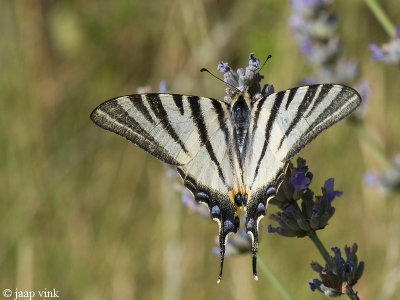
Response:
[231,94,252,168]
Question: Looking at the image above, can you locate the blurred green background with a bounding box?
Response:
[1,0,400,299]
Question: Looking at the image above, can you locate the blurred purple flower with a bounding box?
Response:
[364,154,400,194]
[369,43,386,61]
[289,0,370,116]
[212,229,252,257]
[363,171,378,186]
[159,81,169,93]
[369,25,400,65]
[136,85,152,94]
[180,189,209,218]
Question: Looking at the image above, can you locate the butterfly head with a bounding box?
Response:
[229,90,254,105]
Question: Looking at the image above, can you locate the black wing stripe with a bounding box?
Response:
[177,167,197,194]
[305,84,333,118]
[249,96,267,154]
[112,103,157,142]
[285,87,298,110]
[283,87,357,160]
[251,91,285,186]
[172,94,185,115]
[93,103,180,165]
[211,100,234,170]
[146,94,190,154]
[188,96,226,185]
[129,95,155,124]
[277,85,319,150]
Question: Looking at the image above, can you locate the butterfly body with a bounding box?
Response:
[91,84,361,282]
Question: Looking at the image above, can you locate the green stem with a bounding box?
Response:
[346,285,361,300]
[356,122,392,169]
[365,0,397,37]
[307,231,335,272]
[258,256,294,300]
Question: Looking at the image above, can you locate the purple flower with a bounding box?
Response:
[289,0,367,106]
[363,154,400,194]
[363,171,378,187]
[309,278,321,292]
[262,84,274,96]
[369,43,386,61]
[217,62,231,73]
[267,224,278,233]
[180,189,209,218]
[248,53,260,71]
[269,159,339,236]
[159,81,169,93]
[300,39,313,56]
[217,53,274,101]
[292,172,311,191]
[213,228,252,257]
[397,25,400,37]
[369,28,400,65]
[323,178,342,202]
[292,0,323,14]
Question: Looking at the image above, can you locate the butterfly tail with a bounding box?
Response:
[217,235,226,284]
[252,233,259,280]
[246,189,270,280]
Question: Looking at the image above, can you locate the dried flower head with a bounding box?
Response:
[217,53,274,103]
[310,244,364,299]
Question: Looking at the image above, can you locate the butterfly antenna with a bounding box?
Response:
[256,54,272,74]
[200,68,239,92]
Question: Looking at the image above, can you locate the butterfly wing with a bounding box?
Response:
[244,84,361,278]
[91,93,239,281]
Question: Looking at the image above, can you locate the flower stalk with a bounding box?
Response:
[307,230,335,272]
[365,0,397,37]
[258,257,295,300]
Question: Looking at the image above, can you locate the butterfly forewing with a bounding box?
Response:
[245,84,361,195]
[91,93,239,193]
[93,94,217,165]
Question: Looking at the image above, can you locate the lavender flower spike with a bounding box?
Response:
[292,171,311,191]
[369,24,400,65]
[217,53,275,102]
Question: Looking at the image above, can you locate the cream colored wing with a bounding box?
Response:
[243,84,361,279]
[246,84,361,195]
[91,93,239,282]
[92,94,221,165]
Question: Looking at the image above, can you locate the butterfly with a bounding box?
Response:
[90,83,361,282]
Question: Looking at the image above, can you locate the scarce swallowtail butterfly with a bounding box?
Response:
[90,66,361,283]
